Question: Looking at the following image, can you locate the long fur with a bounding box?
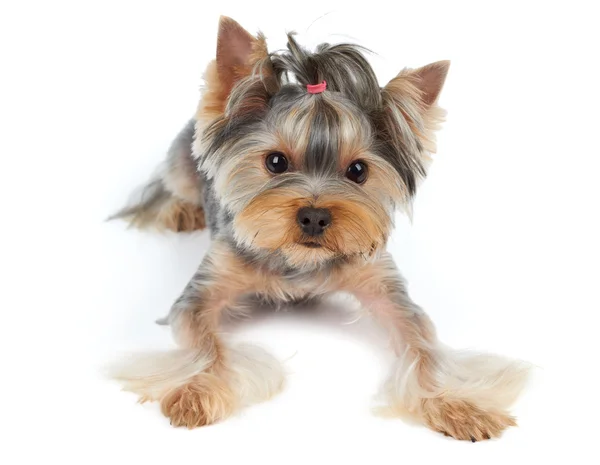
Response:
[378,344,531,418]
[108,343,284,410]
[107,16,531,439]
[108,118,205,232]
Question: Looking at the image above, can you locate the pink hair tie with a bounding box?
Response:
[307,80,327,94]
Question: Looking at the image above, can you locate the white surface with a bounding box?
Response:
[1,1,599,464]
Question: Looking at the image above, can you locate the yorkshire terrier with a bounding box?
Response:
[109,16,530,440]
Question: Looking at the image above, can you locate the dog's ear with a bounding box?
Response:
[216,16,267,94]
[383,60,450,109]
[197,16,269,125]
[381,60,450,156]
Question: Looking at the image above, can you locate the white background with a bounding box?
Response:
[1,1,599,463]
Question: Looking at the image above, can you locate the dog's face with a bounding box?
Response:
[195,17,449,269]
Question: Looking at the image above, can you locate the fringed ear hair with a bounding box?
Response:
[374,61,450,199]
[381,60,450,157]
[216,16,268,93]
[402,61,450,107]
[196,16,270,125]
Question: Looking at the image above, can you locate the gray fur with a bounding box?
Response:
[110,24,530,439]
[110,32,435,297]
[108,118,203,229]
[270,35,382,111]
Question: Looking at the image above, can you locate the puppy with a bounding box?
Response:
[109,16,530,440]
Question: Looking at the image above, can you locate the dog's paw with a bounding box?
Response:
[422,397,516,441]
[160,374,236,428]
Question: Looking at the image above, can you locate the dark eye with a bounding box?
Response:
[266,152,288,174]
[346,160,368,184]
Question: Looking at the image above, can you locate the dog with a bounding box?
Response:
[108,16,530,441]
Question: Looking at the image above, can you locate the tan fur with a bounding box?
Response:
[111,241,529,435]
[111,343,284,428]
[382,61,450,163]
[195,16,270,132]
[234,191,304,252]
[318,197,389,255]
[162,143,202,205]
[199,241,339,301]
[359,152,407,203]
[421,397,517,441]
[114,195,205,233]
[157,198,205,232]
[111,17,530,439]
[234,187,391,268]
[332,256,530,441]
[207,241,325,300]
[161,370,237,428]
[160,341,286,428]
[195,60,226,130]
[223,93,402,268]
[109,242,287,427]
[205,241,286,296]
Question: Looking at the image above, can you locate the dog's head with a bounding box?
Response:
[195,16,449,269]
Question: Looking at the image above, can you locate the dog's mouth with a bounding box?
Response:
[299,241,322,249]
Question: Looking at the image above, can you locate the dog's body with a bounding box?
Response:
[109,16,530,440]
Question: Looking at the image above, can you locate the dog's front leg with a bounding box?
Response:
[111,240,284,428]
[334,253,530,441]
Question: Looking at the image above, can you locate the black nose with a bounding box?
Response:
[297,207,332,236]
